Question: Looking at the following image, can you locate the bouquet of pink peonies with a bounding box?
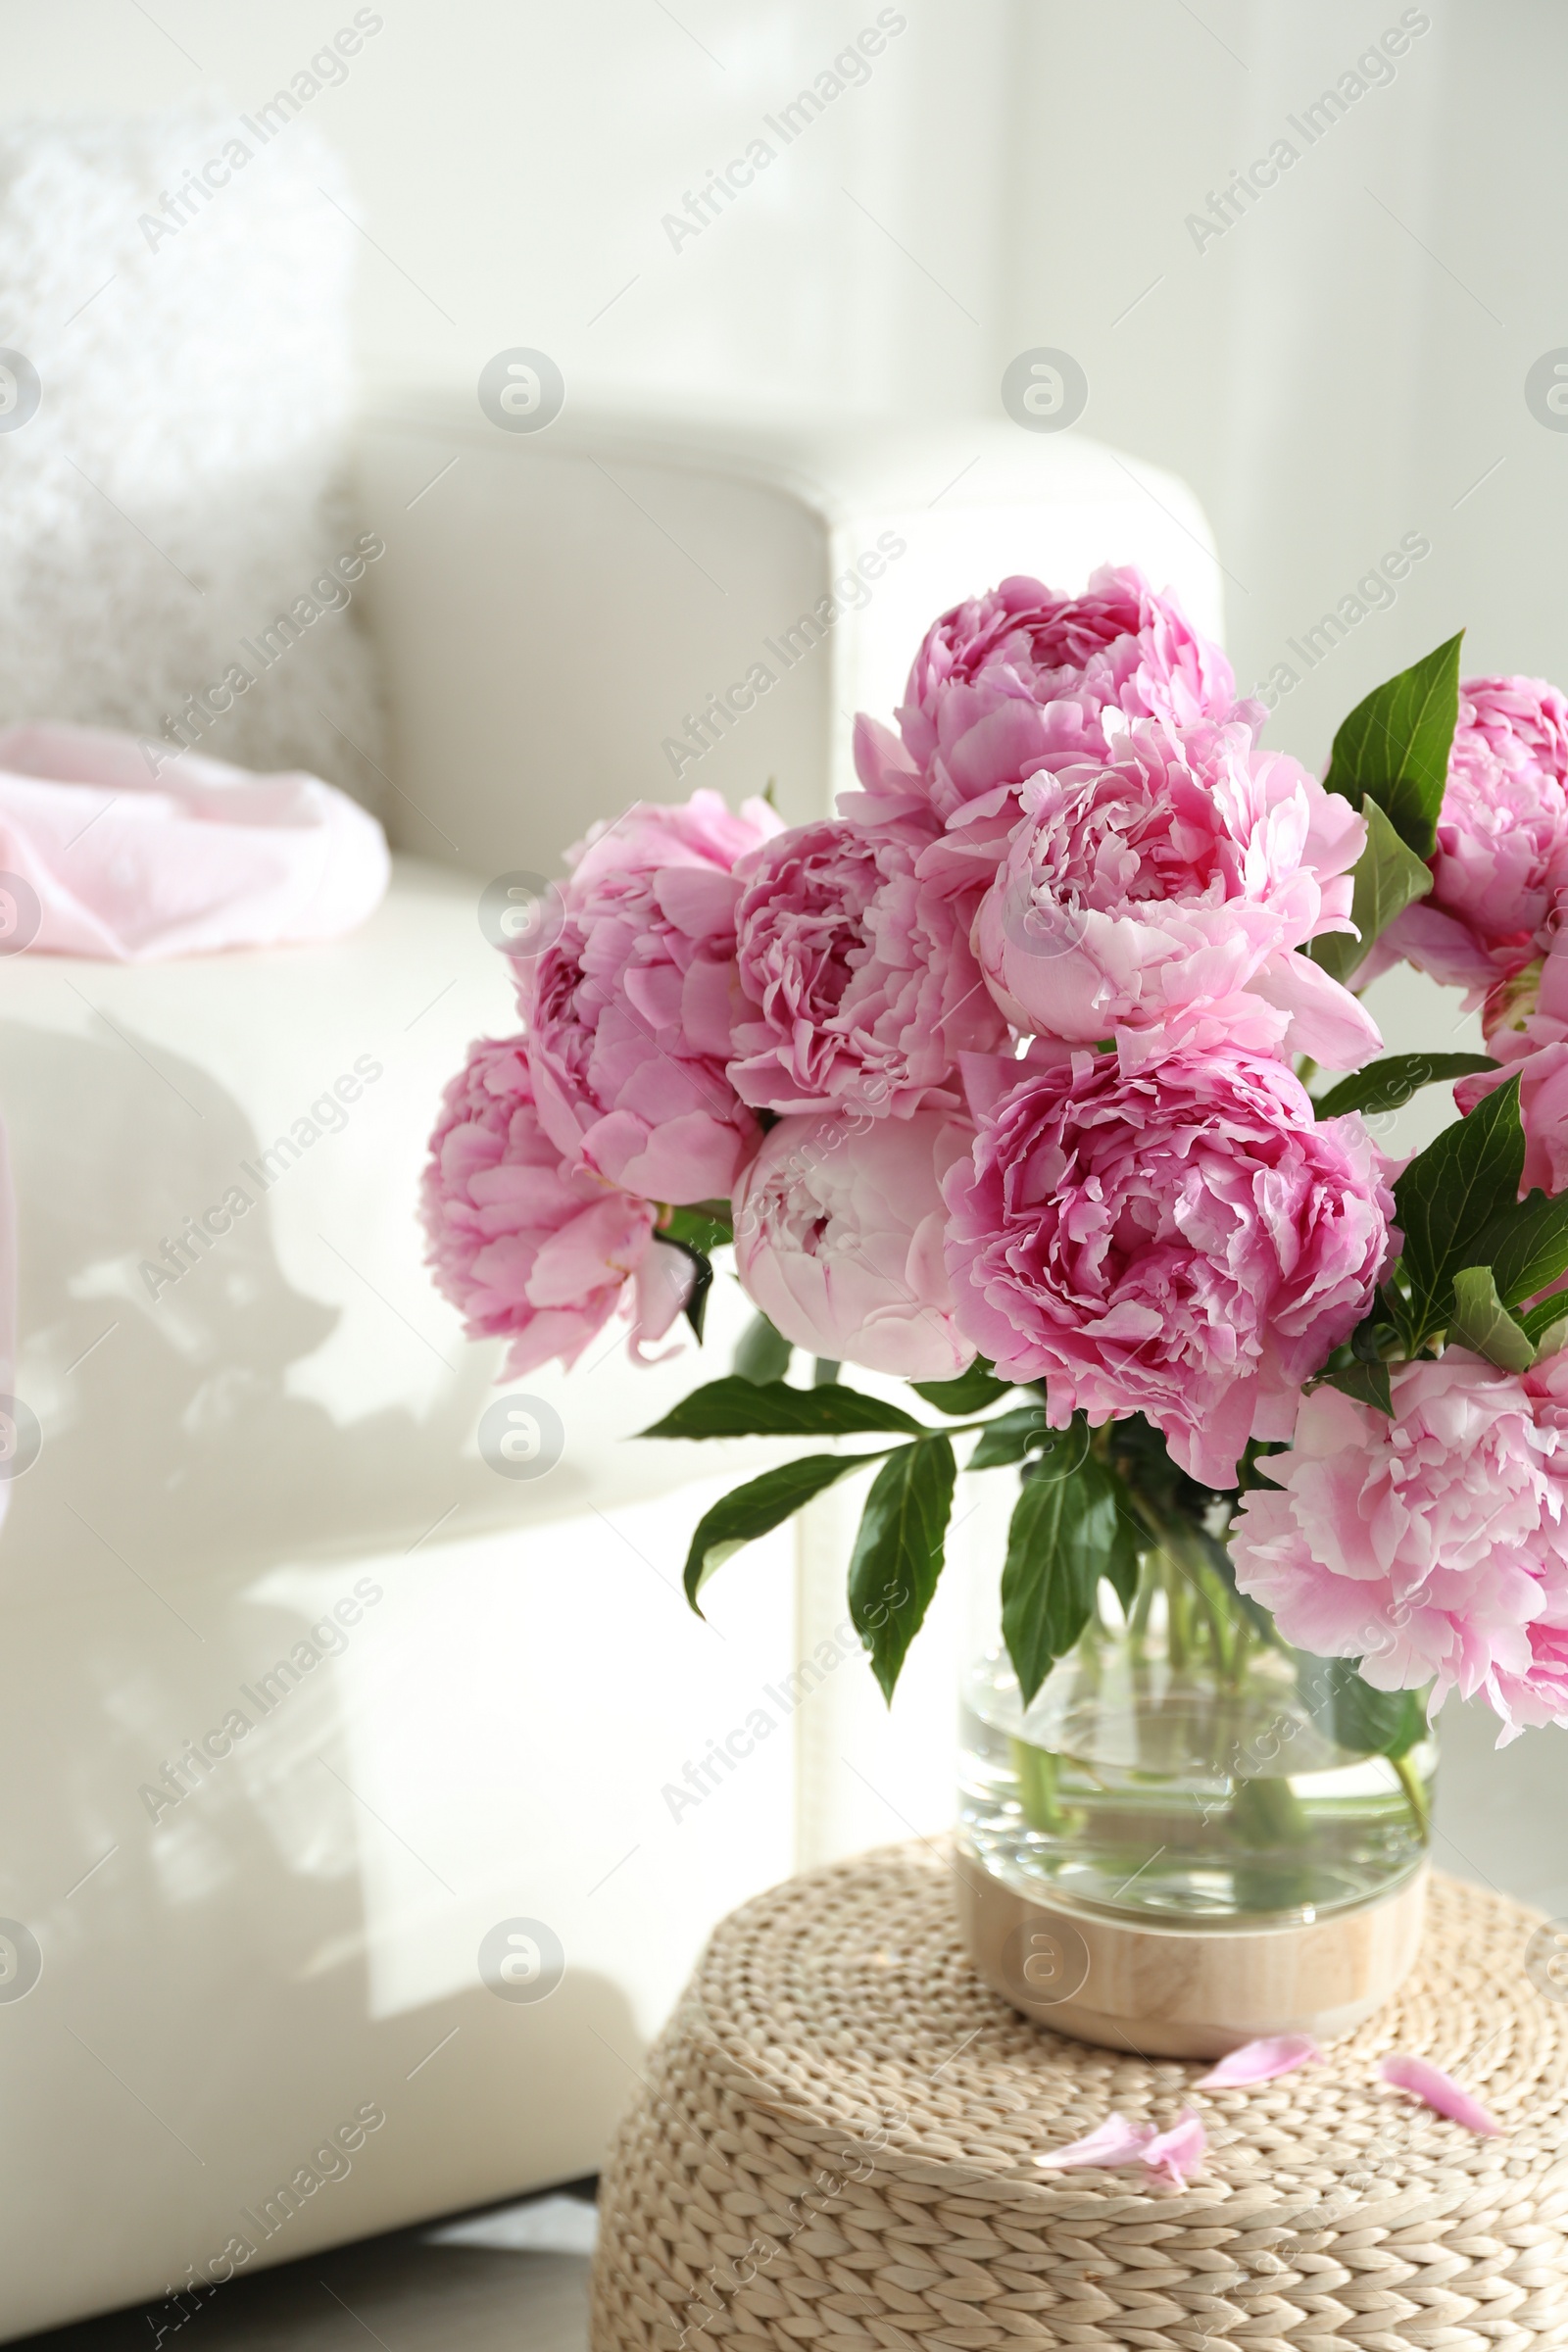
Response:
[423,564,1568,1752]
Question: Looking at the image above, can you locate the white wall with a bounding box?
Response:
[3,0,1560,778]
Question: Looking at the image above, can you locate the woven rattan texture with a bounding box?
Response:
[591,1843,1568,2352]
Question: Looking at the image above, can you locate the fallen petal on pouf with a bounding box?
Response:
[1141,2108,1208,2189]
[1035,2112,1155,2170]
[1196,2034,1322,2087]
[1381,2053,1502,2134]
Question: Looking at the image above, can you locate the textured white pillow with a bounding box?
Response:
[0,99,384,806]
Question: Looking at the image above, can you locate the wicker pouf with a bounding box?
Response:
[591,1842,1568,2352]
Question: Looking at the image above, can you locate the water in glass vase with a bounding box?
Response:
[961,1577,1435,1930]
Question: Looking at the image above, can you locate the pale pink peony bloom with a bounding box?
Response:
[422,1035,693,1377]
[731,1109,975,1379]
[878,564,1242,825]
[971,715,1379,1066]
[1454,1041,1568,1200]
[728,812,1009,1120]
[1230,1356,1568,1740]
[1381,2054,1501,2135]
[1380,676,1568,996]
[1452,925,1568,1200]
[520,790,783,1204]
[1195,2035,1321,2088]
[943,1035,1394,1489]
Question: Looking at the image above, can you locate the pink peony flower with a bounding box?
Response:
[943,1033,1395,1489]
[727,812,1009,1120]
[1452,926,1568,1200]
[970,716,1380,1066]
[520,790,783,1204]
[422,1035,693,1377]
[879,564,1242,825]
[731,1109,975,1379]
[1230,1355,1568,1740]
[1380,676,1568,996]
[1454,1044,1568,1200]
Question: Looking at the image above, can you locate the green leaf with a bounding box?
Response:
[1323,631,1464,857]
[643,1376,925,1442]
[1446,1266,1535,1371]
[1102,1488,1144,1613]
[662,1202,733,1254]
[681,1451,879,1610]
[1470,1188,1568,1310]
[733,1312,792,1386]
[967,1404,1050,1470]
[1392,1075,1524,1342]
[1322,1360,1394,1416]
[848,1438,956,1701]
[1298,1655,1426,1762]
[909,1359,1013,1415]
[1001,1455,1127,1704]
[1519,1295,1568,1348]
[1314,1051,1496,1121]
[1309,798,1437,985]
[659,1238,713,1343]
[1533,1314,1568,1361]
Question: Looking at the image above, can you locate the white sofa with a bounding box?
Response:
[0,396,1228,2338]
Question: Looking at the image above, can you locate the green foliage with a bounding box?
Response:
[1323,632,1463,857]
[658,1204,735,1339]
[909,1360,1013,1414]
[1314,1051,1495,1120]
[732,1312,792,1386]
[1389,1075,1524,1345]
[1386,1074,1568,1350]
[1309,799,1436,984]
[1001,1453,1140,1704]
[1106,1411,1232,1514]
[967,1404,1050,1469]
[1447,1266,1535,1372]
[1472,1189,1568,1310]
[1321,1360,1394,1416]
[1298,1655,1426,1762]
[680,1451,881,1609]
[662,1203,733,1253]
[848,1438,956,1701]
[657,1238,712,1340]
[643,1376,924,1442]
[1519,1297,1568,1348]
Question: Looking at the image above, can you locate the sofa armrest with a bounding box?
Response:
[354,389,1227,878]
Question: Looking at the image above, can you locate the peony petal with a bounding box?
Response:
[1248,945,1384,1069]
[1381,2053,1502,2134]
[1140,2108,1207,2189]
[1034,2113,1155,2171]
[1195,2034,1321,2088]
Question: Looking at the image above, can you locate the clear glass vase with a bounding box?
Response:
[960,1546,1436,1935]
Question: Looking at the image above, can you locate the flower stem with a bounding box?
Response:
[1394,1753,1431,1843]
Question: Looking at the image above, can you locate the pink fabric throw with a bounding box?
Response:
[0,722,390,960]
[0,722,390,1536]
